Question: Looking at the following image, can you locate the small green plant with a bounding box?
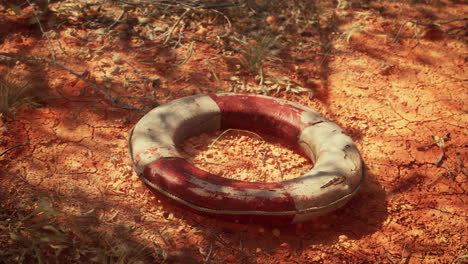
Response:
[0,72,40,116]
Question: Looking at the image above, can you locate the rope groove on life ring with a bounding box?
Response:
[128,93,365,224]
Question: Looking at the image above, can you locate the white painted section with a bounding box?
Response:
[186,176,288,200]
[129,95,222,174]
[288,121,364,216]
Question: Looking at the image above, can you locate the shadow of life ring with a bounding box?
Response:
[128,93,365,224]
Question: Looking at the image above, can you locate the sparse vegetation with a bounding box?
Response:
[0,191,161,263]
[0,72,39,116]
[237,35,280,75]
[0,199,63,263]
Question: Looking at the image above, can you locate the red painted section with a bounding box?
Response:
[148,187,295,224]
[143,158,297,214]
[208,93,309,143]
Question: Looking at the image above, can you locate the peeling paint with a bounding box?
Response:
[130,93,364,223]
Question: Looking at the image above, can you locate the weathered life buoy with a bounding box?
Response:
[128,93,364,224]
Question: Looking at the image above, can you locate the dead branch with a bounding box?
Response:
[164,8,191,44]
[25,0,57,60]
[393,17,468,42]
[0,55,145,113]
[208,8,232,37]
[192,219,245,254]
[409,17,468,27]
[424,171,446,188]
[204,240,214,263]
[107,9,127,30]
[455,151,467,176]
[119,0,241,10]
[0,143,26,157]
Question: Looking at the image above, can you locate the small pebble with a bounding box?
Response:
[266,16,277,24]
[312,255,321,261]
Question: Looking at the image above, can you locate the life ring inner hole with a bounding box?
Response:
[179,129,314,183]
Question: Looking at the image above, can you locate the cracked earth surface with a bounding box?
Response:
[0,1,467,263]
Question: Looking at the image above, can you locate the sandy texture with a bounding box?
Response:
[180,130,313,182]
[0,0,466,263]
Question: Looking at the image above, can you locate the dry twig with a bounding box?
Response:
[386,242,407,264]
[0,143,26,157]
[0,55,145,112]
[108,9,127,30]
[206,60,224,91]
[393,18,468,42]
[164,8,190,44]
[208,128,262,148]
[204,240,214,263]
[25,0,57,60]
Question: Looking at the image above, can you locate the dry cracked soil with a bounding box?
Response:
[0,0,466,263]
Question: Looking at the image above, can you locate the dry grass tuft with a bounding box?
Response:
[238,35,280,74]
[0,72,40,116]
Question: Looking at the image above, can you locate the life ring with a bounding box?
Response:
[128,93,364,224]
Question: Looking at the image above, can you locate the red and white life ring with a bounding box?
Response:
[128,93,364,224]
